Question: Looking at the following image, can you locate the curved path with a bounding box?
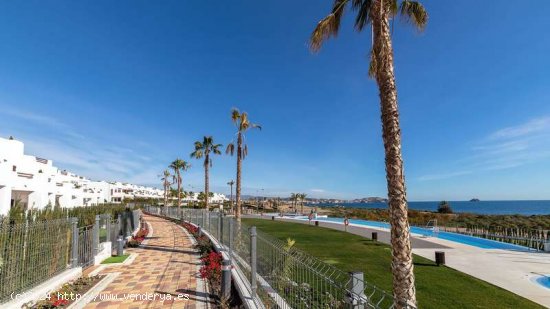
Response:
[84,214,211,309]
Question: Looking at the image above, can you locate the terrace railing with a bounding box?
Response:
[145,206,415,309]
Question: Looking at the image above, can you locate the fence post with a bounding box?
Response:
[221,259,231,300]
[229,219,233,262]
[117,236,124,256]
[93,215,100,255]
[184,209,189,225]
[117,214,122,238]
[105,214,111,243]
[218,211,223,243]
[347,271,365,309]
[250,226,257,297]
[71,217,79,268]
[207,211,211,232]
[122,211,129,238]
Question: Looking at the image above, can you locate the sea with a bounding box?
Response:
[307,200,550,216]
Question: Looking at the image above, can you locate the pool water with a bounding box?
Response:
[535,276,550,289]
[293,216,530,251]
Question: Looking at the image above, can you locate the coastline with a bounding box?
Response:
[305,200,550,216]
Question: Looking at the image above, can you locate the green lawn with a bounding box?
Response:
[101,254,130,264]
[243,219,542,309]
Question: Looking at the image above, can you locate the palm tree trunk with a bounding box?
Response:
[205,155,210,210]
[164,182,168,207]
[235,133,243,220]
[372,0,416,307]
[177,171,181,208]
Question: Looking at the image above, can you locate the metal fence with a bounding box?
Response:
[0,210,142,304]
[77,225,95,269]
[0,218,72,303]
[146,206,412,309]
[437,224,549,251]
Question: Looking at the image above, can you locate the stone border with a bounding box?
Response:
[67,272,121,309]
[2,267,82,309]
[185,221,266,309]
[177,225,210,309]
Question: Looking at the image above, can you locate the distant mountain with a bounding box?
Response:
[470,198,480,202]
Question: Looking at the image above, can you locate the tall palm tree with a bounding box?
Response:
[191,136,222,210]
[170,159,191,208]
[310,1,427,307]
[227,180,235,213]
[226,108,261,220]
[290,193,297,211]
[300,193,307,214]
[160,170,172,207]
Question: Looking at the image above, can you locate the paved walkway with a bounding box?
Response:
[85,214,210,309]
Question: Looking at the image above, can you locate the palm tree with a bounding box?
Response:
[310,1,428,307]
[226,108,261,220]
[227,180,235,213]
[290,193,297,211]
[299,193,307,214]
[170,159,191,208]
[191,136,222,210]
[160,170,172,207]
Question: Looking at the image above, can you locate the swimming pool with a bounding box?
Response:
[532,275,550,289]
[292,216,530,251]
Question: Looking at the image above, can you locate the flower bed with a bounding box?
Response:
[127,225,149,247]
[180,221,222,295]
[30,275,104,308]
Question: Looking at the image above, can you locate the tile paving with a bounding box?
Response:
[85,214,211,309]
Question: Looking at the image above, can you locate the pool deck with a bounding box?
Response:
[245,214,550,307]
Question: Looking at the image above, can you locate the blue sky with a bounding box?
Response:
[0,1,549,201]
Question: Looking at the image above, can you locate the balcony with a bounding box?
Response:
[17,172,34,179]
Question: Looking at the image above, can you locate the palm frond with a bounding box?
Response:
[226,143,235,156]
[231,108,240,124]
[243,144,248,159]
[190,150,203,159]
[310,0,350,52]
[399,0,428,31]
[353,0,373,31]
[389,0,399,17]
[368,48,377,79]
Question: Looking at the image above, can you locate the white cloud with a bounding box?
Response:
[490,116,550,139]
[310,188,325,193]
[0,108,165,186]
[418,115,550,181]
[0,108,85,139]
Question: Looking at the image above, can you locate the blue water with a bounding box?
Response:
[295,216,529,250]
[308,200,550,215]
[535,276,550,289]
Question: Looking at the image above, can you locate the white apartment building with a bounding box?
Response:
[0,137,164,215]
[182,192,228,204]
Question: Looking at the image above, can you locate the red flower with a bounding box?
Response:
[52,298,69,306]
[199,252,222,280]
